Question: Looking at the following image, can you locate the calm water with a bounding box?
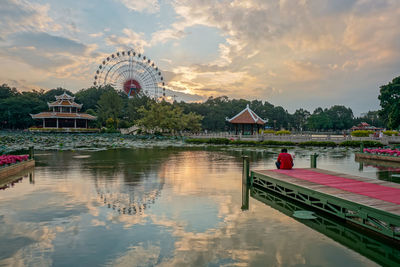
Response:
[0,146,399,266]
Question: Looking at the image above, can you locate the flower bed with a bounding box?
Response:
[0,155,29,167]
[363,148,400,157]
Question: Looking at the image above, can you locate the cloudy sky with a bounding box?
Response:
[1,0,400,114]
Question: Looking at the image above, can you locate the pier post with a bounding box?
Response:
[242,156,250,185]
[28,146,34,159]
[241,156,250,210]
[310,153,318,168]
[360,142,364,153]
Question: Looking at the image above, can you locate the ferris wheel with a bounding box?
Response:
[93,49,166,99]
[94,175,164,216]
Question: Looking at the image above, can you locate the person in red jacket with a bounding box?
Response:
[275,148,294,169]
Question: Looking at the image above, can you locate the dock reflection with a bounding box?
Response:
[242,182,400,267]
[356,158,400,183]
[0,168,35,191]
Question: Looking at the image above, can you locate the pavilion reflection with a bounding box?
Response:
[242,182,400,267]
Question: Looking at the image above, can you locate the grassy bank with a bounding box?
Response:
[185,138,383,148]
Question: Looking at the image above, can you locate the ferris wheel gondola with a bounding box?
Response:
[93,49,166,100]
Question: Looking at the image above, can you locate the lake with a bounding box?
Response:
[0,146,399,266]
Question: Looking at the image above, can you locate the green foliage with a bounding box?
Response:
[383,130,398,136]
[186,138,339,147]
[0,84,18,99]
[298,141,337,147]
[292,108,311,131]
[100,128,120,133]
[5,75,400,132]
[339,141,383,147]
[0,90,47,129]
[185,138,229,144]
[127,95,154,122]
[118,120,131,129]
[96,89,123,128]
[378,76,400,129]
[263,130,275,134]
[28,127,98,132]
[105,118,119,129]
[259,140,296,146]
[275,130,291,135]
[351,130,374,137]
[136,102,203,134]
[231,140,258,145]
[75,86,111,111]
[353,111,384,128]
[326,105,354,130]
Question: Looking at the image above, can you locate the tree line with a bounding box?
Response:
[0,75,399,132]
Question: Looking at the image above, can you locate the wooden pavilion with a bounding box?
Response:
[30,92,96,131]
[226,104,267,135]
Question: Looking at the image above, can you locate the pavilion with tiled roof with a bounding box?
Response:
[226,104,267,135]
[30,92,96,129]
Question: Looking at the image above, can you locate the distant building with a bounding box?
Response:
[226,104,267,135]
[30,92,96,130]
[351,122,383,132]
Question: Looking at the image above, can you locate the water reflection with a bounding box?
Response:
[246,183,400,267]
[0,168,35,190]
[0,147,387,266]
[356,157,400,183]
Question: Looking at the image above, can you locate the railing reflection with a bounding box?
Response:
[242,181,400,267]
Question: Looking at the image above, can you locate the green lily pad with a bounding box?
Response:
[293,210,317,219]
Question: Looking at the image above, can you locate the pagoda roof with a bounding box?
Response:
[48,99,82,108]
[30,112,96,120]
[55,92,74,100]
[48,92,82,108]
[226,104,267,125]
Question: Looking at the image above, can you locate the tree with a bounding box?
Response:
[0,92,46,129]
[127,95,154,122]
[75,86,109,111]
[306,108,333,130]
[136,102,203,134]
[325,105,354,130]
[292,108,311,131]
[40,88,74,103]
[0,84,18,99]
[378,76,400,129]
[353,111,383,127]
[96,89,123,128]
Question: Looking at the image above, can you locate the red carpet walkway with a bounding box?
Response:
[272,169,400,205]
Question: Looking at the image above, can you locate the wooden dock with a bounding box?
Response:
[0,159,35,180]
[249,167,400,240]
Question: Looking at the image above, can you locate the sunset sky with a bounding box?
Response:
[1,0,399,114]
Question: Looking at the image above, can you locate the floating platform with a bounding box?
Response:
[0,159,35,180]
[355,152,400,163]
[250,168,400,240]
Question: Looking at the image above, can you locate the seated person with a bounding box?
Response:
[275,148,294,170]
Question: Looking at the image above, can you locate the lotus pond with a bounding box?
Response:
[0,133,399,266]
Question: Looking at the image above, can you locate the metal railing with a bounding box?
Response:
[183,132,400,144]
